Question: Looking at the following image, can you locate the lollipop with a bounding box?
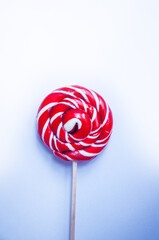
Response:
[37,85,113,240]
[37,85,113,160]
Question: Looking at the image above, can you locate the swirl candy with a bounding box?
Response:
[37,85,113,161]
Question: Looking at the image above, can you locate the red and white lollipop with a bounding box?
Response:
[37,85,113,240]
[37,85,113,161]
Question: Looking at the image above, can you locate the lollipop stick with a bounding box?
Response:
[70,160,77,240]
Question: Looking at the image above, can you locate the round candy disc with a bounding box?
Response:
[37,85,113,161]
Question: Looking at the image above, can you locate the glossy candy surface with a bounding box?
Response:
[37,85,113,161]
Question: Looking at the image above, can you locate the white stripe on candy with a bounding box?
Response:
[62,154,73,161]
[68,86,89,102]
[96,132,111,143]
[80,142,91,146]
[89,89,100,112]
[66,143,75,151]
[57,122,63,139]
[91,143,107,147]
[54,135,59,151]
[49,132,53,150]
[42,118,50,141]
[80,99,87,112]
[101,104,109,127]
[78,150,98,157]
[53,90,75,98]
[65,132,70,143]
[70,135,86,141]
[58,101,76,109]
[91,126,101,134]
[64,98,79,108]
[37,102,56,121]
[88,133,100,139]
[91,107,97,122]
[50,112,63,124]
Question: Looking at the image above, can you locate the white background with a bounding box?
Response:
[0,0,159,239]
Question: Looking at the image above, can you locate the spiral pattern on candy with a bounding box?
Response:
[37,85,113,161]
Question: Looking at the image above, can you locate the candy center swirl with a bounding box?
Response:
[63,118,81,133]
[62,109,92,141]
